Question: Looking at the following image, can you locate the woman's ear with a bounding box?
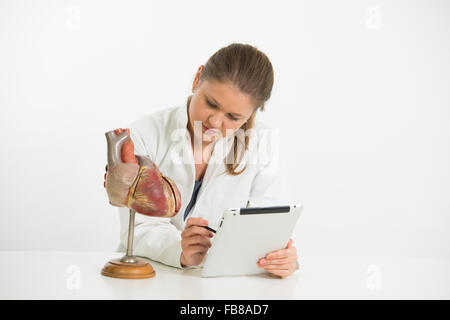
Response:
[192,65,204,92]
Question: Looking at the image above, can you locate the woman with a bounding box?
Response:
[113,43,298,278]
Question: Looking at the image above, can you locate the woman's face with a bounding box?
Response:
[188,66,256,146]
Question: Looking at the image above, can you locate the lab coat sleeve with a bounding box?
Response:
[116,122,183,269]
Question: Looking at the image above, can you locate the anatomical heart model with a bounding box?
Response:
[101,128,181,279]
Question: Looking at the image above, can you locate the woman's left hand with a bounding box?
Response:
[257,239,299,278]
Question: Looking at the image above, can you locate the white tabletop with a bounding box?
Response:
[0,251,449,299]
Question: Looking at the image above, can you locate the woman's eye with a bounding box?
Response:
[206,100,217,109]
[207,100,238,121]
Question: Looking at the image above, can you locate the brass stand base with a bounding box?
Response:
[101,257,155,279]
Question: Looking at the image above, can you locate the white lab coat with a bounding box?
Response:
[116,103,282,268]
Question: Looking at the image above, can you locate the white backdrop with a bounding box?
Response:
[0,0,449,260]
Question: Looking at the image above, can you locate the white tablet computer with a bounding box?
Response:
[201,204,302,278]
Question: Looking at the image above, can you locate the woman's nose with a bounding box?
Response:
[208,113,223,129]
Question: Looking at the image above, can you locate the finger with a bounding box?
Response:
[259,256,295,266]
[183,226,213,239]
[190,251,207,265]
[287,238,293,248]
[186,235,212,248]
[266,248,292,260]
[185,217,209,229]
[114,128,124,135]
[266,269,292,279]
[187,244,209,255]
[263,262,296,271]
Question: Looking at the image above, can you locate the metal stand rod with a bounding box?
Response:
[126,209,136,256]
[120,209,138,264]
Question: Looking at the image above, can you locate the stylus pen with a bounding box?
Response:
[203,225,216,233]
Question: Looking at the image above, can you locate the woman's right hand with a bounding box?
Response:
[180,217,214,267]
